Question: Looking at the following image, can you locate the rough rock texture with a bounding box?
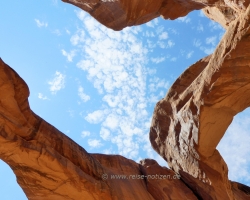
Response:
[59,0,250,199]
[0,58,199,199]
[1,0,250,199]
[202,6,238,28]
[150,4,250,200]
[63,0,250,30]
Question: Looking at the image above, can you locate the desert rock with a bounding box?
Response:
[63,0,250,30]
[0,58,199,199]
[0,0,250,199]
[150,4,250,200]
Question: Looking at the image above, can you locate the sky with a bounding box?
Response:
[0,0,249,199]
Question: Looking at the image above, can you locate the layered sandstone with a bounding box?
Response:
[1,0,250,199]
[150,4,250,200]
[0,58,199,199]
[62,0,250,30]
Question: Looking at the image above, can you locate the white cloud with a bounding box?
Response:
[156,26,164,34]
[193,39,201,47]
[85,110,108,124]
[144,31,155,38]
[70,10,172,160]
[78,86,90,102]
[34,19,48,28]
[103,113,119,130]
[157,40,175,49]
[177,16,191,23]
[200,46,215,54]
[209,21,224,31]
[159,32,168,40]
[81,131,90,138]
[38,93,49,100]
[149,77,169,92]
[151,57,165,64]
[145,21,154,28]
[100,127,110,140]
[171,57,177,61]
[197,23,204,32]
[145,18,158,28]
[167,40,175,48]
[88,139,103,148]
[61,49,76,62]
[67,109,74,117]
[48,71,65,94]
[52,29,61,36]
[186,50,194,59]
[66,29,71,35]
[206,36,217,46]
[168,28,179,35]
[70,30,85,45]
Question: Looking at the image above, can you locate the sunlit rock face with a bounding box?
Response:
[150,5,250,200]
[60,0,250,199]
[0,58,199,199]
[1,0,250,199]
[63,0,250,30]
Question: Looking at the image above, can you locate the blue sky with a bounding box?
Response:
[0,0,249,199]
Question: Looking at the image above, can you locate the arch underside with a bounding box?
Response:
[1,0,250,199]
[150,5,250,200]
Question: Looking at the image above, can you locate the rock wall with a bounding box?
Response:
[1,0,250,199]
[150,4,250,200]
[63,0,250,30]
[0,58,199,199]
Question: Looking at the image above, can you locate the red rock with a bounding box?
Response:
[1,0,250,199]
[150,5,250,200]
[62,0,250,30]
[0,58,198,199]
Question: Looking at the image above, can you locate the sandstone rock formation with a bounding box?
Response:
[62,0,249,30]
[0,58,199,199]
[150,4,250,200]
[1,0,250,199]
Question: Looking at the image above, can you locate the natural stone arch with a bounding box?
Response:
[1,0,250,199]
[0,58,199,200]
[150,5,250,200]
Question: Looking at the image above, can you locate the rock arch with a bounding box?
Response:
[0,0,250,199]
[150,5,250,199]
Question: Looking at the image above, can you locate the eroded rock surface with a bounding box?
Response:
[0,58,199,199]
[63,0,250,30]
[150,4,250,200]
[1,0,250,199]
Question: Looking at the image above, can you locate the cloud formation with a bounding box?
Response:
[48,71,65,94]
[34,19,48,28]
[38,93,49,100]
[61,49,76,62]
[69,11,170,161]
[78,86,90,102]
[217,110,250,185]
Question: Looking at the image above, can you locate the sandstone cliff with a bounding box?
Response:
[0,58,199,199]
[0,56,249,199]
[1,0,250,199]
[62,0,249,30]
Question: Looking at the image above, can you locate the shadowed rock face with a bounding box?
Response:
[63,0,250,30]
[1,0,250,199]
[0,58,199,199]
[150,4,250,200]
